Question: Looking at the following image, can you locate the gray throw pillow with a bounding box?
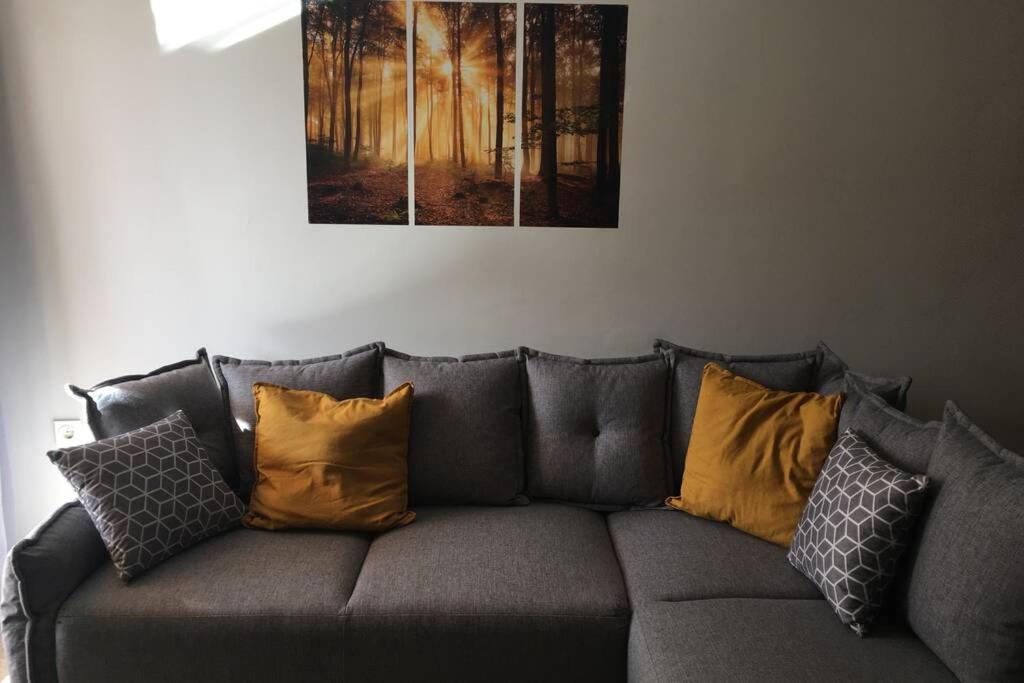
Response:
[838,373,938,475]
[47,411,244,581]
[68,349,236,488]
[213,342,383,499]
[383,349,527,506]
[904,402,1024,681]
[789,429,929,636]
[521,348,671,508]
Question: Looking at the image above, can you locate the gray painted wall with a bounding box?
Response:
[1,0,1022,543]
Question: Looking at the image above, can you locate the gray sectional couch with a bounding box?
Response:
[1,342,1011,682]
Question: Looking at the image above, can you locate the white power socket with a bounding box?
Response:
[53,420,93,447]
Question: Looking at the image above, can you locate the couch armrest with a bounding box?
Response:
[2,503,107,683]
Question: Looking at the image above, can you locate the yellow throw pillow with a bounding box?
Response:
[667,363,842,546]
[244,382,416,532]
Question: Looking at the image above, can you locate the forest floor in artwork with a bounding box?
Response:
[519,174,620,228]
[415,163,514,226]
[307,158,408,225]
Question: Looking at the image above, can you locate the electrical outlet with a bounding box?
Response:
[53,420,93,448]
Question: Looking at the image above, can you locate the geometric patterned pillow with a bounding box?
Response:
[788,429,930,636]
[47,410,245,581]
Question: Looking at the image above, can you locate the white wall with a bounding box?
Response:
[2,0,1023,543]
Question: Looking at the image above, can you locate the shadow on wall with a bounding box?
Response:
[0,11,75,550]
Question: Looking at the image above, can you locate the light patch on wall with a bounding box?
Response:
[150,0,300,52]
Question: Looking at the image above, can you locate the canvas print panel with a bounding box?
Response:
[303,0,409,225]
[520,4,627,228]
[413,2,517,226]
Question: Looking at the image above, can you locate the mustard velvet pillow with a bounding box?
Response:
[667,363,843,546]
[244,382,416,532]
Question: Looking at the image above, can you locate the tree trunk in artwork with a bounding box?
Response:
[450,60,458,163]
[456,12,466,169]
[412,4,417,156]
[302,2,311,142]
[427,53,435,161]
[596,5,623,200]
[375,47,384,158]
[391,43,398,161]
[540,4,557,216]
[354,42,365,161]
[342,7,354,164]
[492,4,505,179]
[522,25,532,174]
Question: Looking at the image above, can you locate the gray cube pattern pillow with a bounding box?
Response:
[788,429,929,636]
[47,411,244,581]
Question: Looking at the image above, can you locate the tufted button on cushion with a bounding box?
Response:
[522,348,672,508]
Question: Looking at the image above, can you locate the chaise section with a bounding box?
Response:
[344,503,630,683]
[54,528,370,683]
[607,509,820,603]
[628,599,956,682]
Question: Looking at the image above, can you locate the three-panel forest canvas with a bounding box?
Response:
[302,0,628,228]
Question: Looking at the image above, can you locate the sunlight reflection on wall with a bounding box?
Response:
[150,0,300,52]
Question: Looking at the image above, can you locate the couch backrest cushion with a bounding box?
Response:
[213,342,384,499]
[68,348,237,488]
[521,348,671,508]
[655,340,818,488]
[816,342,912,411]
[904,402,1024,682]
[838,373,938,475]
[383,349,527,506]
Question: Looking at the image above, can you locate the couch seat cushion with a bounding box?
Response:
[56,528,369,683]
[345,503,630,682]
[629,599,956,683]
[608,509,820,603]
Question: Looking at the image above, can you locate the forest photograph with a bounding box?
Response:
[303,0,408,224]
[412,2,517,226]
[520,4,627,228]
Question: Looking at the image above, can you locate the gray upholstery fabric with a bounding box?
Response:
[607,509,820,603]
[654,340,818,489]
[788,430,930,636]
[655,339,912,490]
[1,503,107,683]
[839,377,940,623]
[629,599,956,683]
[56,528,369,683]
[346,503,630,682]
[68,349,237,487]
[48,411,245,580]
[904,402,1024,682]
[213,342,383,499]
[521,349,671,508]
[383,349,527,505]
[838,374,939,475]
[817,342,912,411]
